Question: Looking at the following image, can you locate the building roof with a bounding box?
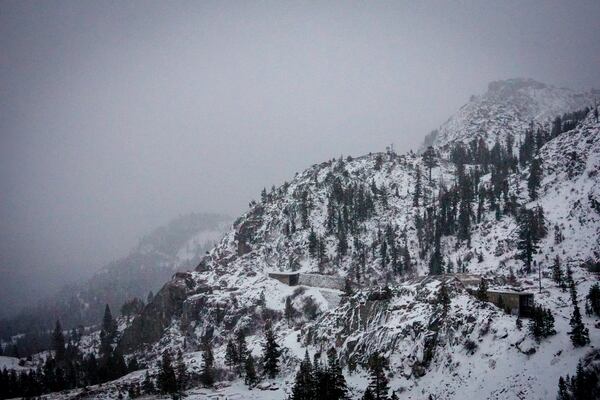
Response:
[267,271,299,276]
[488,289,534,296]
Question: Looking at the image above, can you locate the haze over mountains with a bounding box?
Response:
[2,2,600,399]
[3,77,598,399]
[3,1,600,317]
[0,213,229,336]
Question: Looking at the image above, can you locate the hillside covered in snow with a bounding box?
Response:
[2,79,599,400]
[111,80,599,399]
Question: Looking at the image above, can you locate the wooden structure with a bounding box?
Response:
[486,289,534,317]
[267,272,299,286]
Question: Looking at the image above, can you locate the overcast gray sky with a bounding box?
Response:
[1,0,600,315]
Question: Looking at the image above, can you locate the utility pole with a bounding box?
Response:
[539,263,542,293]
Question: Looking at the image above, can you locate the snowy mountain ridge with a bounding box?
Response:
[5,79,600,400]
[423,78,598,153]
[111,81,600,399]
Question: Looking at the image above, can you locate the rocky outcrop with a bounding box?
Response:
[118,272,195,352]
[234,206,264,256]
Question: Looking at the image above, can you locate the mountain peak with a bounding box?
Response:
[425,78,595,152]
[487,77,548,94]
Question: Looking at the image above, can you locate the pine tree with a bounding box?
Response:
[284,296,295,323]
[326,347,349,400]
[157,351,177,394]
[380,239,388,269]
[556,359,600,400]
[199,335,215,387]
[291,351,315,400]
[534,206,547,239]
[261,321,281,379]
[573,360,596,399]
[413,166,422,207]
[308,229,318,258]
[261,187,268,203]
[175,349,187,392]
[98,330,112,365]
[326,195,336,234]
[98,304,118,376]
[428,242,444,275]
[362,388,376,400]
[244,355,258,388]
[528,157,542,200]
[516,208,538,273]
[529,306,556,340]
[101,304,117,339]
[236,330,249,375]
[109,348,128,381]
[97,306,118,382]
[224,338,238,370]
[552,255,566,291]
[438,282,451,314]
[422,146,438,181]
[337,223,348,258]
[127,357,140,372]
[318,240,326,267]
[142,371,155,394]
[476,277,488,301]
[402,246,412,274]
[367,352,390,400]
[569,304,590,347]
[557,376,570,400]
[541,308,556,337]
[343,278,354,298]
[564,262,577,303]
[457,200,471,243]
[587,283,600,316]
[52,320,65,363]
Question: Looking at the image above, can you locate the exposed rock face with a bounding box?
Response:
[118,273,195,352]
[234,206,264,256]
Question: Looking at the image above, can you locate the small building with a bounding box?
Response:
[452,273,483,288]
[486,290,534,317]
[267,272,299,286]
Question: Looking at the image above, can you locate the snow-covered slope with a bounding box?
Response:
[114,92,599,400]
[424,78,597,153]
[14,79,599,400]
